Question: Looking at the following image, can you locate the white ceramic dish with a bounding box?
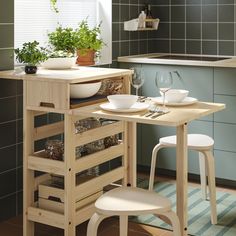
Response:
[152,97,198,106]
[100,102,149,113]
[41,57,76,69]
[107,94,138,109]
[160,89,189,103]
[70,81,102,98]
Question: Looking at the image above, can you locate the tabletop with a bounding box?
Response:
[72,101,225,126]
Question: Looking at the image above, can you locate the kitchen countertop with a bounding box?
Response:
[118,53,236,68]
[0,66,132,83]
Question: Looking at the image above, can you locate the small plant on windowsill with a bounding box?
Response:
[42,26,78,69]
[50,0,59,13]
[75,19,105,66]
[14,41,48,74]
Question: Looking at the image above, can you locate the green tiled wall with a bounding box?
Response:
[0,0,21,222]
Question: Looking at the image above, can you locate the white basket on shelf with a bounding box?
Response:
[124,18,160,31]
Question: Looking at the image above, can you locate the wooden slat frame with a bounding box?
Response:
[34,174,51,191]
[39,184,64,202]
[28,156,65,175]
[33,121,64,141]
[64,114,76,236]
[75,144,124,173]
[75,203,96,225]
[75,167,125,199]
[27,207,64,229]
[74,121,124,147]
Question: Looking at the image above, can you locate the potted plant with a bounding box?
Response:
[43,26,78,69]
[50,0,58,13]
[15,41,48,74]
[75,19,104,66]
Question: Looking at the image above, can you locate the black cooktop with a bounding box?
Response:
[150,55,230,61]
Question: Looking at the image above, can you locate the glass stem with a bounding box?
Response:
[136,88,138,96]
[163,92,166,110]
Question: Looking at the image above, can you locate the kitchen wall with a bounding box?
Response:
[150,0,236,56]
[0,0,23,221]
[113,0,236,60]
[111,0,161,67]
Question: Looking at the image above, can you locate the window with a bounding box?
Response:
[14,0,112,65]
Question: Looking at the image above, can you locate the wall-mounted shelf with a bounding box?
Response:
[124,18,160,31]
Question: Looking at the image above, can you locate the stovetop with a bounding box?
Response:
[150,55,231,61]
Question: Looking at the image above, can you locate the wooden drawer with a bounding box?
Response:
[25,80,69,110]
[25,77,126,111]
[38,179,103,214]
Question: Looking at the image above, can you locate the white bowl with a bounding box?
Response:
[70,81,102,98]
[160,89,189,103]
[41,57,76,69]
[107,94,138,109]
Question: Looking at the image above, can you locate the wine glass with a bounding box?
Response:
[130,68,145,96]
[155,71,173,112]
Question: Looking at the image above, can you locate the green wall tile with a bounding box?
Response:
[219,41,234,56]
[0,49,14,70]
[219,5,234,22]
[0,194,16,221]
[0,0,14,23]
[0,25,14,48]
[219,23,234,41]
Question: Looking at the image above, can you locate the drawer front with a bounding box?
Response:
[214,68,236,95]
[214,150,236,181]
[214,95,236,124]
[26,80,69,110]
[38,190,103,214]
[214,122,236,152]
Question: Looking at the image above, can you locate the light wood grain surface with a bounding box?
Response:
[72,101,225,126]
[0,67,132,83]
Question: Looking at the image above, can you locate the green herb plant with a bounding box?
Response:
[76,19,104,55]
[50,0,59,13]
[48,26,78,57]
[14,41,48,66]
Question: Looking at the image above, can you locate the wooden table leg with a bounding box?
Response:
[176,124,188,236]
[64,114,76,236]
[127,122,137,187]
[23,109,35,236]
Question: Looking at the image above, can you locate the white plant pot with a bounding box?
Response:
[41,57,76,69]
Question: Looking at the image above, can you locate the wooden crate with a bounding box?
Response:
[38,187,103,214]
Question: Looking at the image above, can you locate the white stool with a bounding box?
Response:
[87,186,181,236]
[149,134,217,224]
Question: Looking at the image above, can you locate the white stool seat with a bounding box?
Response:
[87,186,181,236]
[95,187,171,215]
[160,134,214,150]
[149,133,217,225]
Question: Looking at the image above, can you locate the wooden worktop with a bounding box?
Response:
[0,66,132,84]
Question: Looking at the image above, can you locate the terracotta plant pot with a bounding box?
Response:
[76,49,95,66]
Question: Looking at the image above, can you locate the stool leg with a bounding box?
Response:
[199,152,208,200]
[149,143,163,191]
[119,215,128,236]
[87,212,108,236]
[204,150,217,225]
[159,211,181,236]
